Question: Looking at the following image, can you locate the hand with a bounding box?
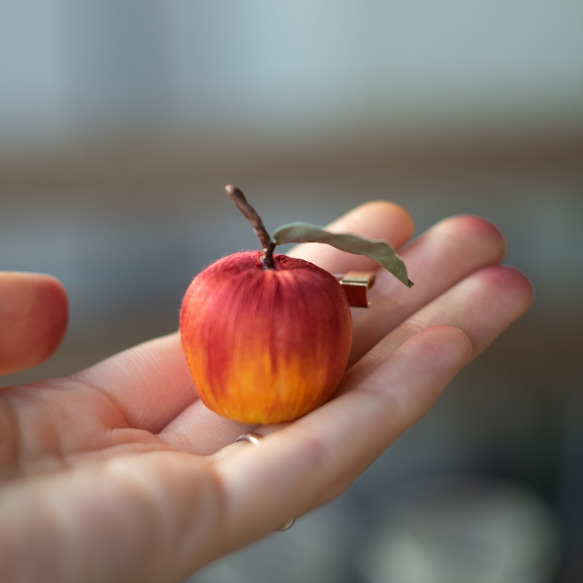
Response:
[0,201,533,583]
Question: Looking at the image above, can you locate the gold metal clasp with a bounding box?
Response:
[335,271,376,308]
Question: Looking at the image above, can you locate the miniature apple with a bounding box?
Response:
[180,185,412,424]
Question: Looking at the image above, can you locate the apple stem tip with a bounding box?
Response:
[225,185,276,269]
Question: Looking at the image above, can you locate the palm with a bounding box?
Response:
[1,373,170,475]
[1,333,250,476]
[0,202,533,583]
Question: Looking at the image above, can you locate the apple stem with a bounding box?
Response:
[225,185,276,269]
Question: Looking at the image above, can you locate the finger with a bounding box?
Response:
[70,333,197,432]
[212,266,532,542]
[0,273,68,376]
[342,264,534,390]
[213,264,532,464]
[160,214,505,453]
[214,326,473,548]
[349,215,506,365]
[73,201,414,435]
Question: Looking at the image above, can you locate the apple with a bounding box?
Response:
[180,185,412,424]
[181,250,352,423]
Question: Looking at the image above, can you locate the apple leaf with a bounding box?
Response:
[272,222,413,288]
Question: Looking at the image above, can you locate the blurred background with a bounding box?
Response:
[1,2,582,581]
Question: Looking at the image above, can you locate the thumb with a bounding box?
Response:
[0,272,68,376]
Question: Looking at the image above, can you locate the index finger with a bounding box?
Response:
[215,326,472,545]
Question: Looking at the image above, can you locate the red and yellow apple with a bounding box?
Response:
[180,251,352,423]
[179,185,412,424]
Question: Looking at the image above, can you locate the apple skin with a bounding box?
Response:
[180,250,353,424]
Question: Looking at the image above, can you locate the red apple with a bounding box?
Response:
[180,185,412,424]
[180,250,352,423]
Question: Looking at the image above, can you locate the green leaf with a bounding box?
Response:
[272,222,413,288]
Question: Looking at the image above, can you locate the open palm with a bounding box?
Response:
[0,201,532,583]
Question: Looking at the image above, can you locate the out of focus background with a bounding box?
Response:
[1,2,582,581]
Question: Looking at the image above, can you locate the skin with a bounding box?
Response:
[0,201,533,582]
